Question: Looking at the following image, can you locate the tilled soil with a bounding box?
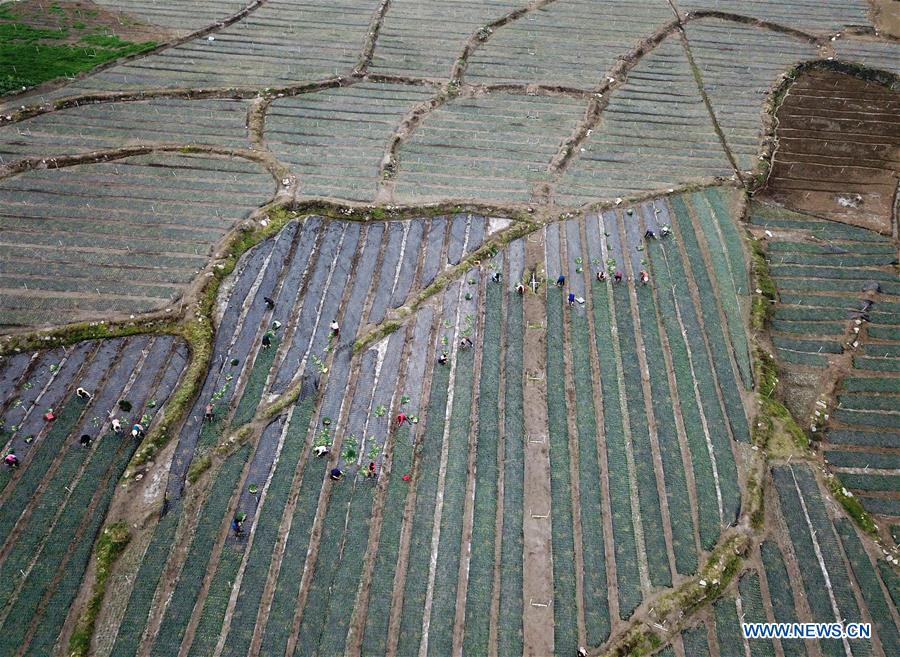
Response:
[764,67,900,235]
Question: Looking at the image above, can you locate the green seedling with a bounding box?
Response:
[231,358,240,367]
[249,483,259,495]
[49,363,61,373]
[401,395,410,405]
[118,400,132,412]
[374,404,386,418]
[322,416,332,426]
[22,381,33,390]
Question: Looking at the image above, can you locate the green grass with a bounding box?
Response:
[0,4,156,94]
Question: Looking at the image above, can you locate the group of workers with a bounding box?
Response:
[4,385,147,470]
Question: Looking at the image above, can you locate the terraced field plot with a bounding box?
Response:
[0,334,187,657]
[664,462,898,657]
[754,202,900,524]
[75,187,760,657]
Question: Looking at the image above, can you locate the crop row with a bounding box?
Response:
[589,280,642,618]
[634,284,698,574]
[760,540,808,657]
[749,211,892,243]
[462,280,503,654]
[568,308,611,644]
[613,283,671,587]
[395,352,451,655]
[545,286,578,653]
[148,445,251,656]
[650,223,742,523]
[713,596,743,657]
[844,377,900,393]
[671,196,750,446]
[499,291,524,655]
[689,191,752,387]
[835,518,900,656]
[645,240,722,550]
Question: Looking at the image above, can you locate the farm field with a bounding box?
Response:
[0,1,898,657]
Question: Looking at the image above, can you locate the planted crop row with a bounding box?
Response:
[149,445,251,657]
[395,360,451,655]
[760,540,809,657]
[843,377,900,393]
[612,283,670,588]
[462,282,502,655]
[361,426,413,655]
[739,572,777,657]
[590,280,642,618]
[852,357,900,372]
[772,336,843,354]
[833,408,899,429]
[858,495,900,516]
[671,195,749,443]
[499,292,524,656]
[653,235,741,524]
[568,310,611,645]
[839,393,900,412]
[0,430,125,653]
[868,326,900,340]
[776,277,900,296]
[835,518,900,656]
[188,545,243,657]
[110,504,182,657]
[545,287,578,653]
[770,319,846,337]
[689,192,752,387]
[827,429,899,449]
[769,265,896,283]
[647,242,722,550]
[749,213,891,242]
[837,474,900,492]
[634,281,697,576]
[825,450,900,471]
[682,624,712,657]
[423,341,476,657]
[770,253,894,267]
[220,395,316,657]
[775,349,829,368]
[713,597,743,657]
[231,337,280,426]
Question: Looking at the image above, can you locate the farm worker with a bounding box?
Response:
[330,467,344,481]
[597,270,606,282]
[614,271,623,283]
[79,434,92,448]
[438,352,449,366]
[639,270,649,286]
[132,423,145,438]
[661,224,671,238]
[397,413,411,427]
[4,453,19,469]
[363,461,377,478]
[232,517,244,537]
[577,648,588,657]
[44,410,55,422]
[459,337,474,349]
[402,473,411,482]
[262,331,274,349]
[204,404,215,423]
[263,296,275,309]
[568,292,576,307]
[644,228,656,240]
[76,387,92,401]
[491,271,502,283]
[515,283,526,295]
[111,417,122,433]
[556,275,565,287]
[314,445,330,458]
[330,320,340,336]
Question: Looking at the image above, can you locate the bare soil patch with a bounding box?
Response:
[763,67,899,235]
[3,0,169,44]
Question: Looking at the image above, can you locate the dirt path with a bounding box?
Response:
[557,224,588,645]
[521,233,554,657]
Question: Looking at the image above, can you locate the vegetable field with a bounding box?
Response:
[0,334,187,657]
[754,202,900,522]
